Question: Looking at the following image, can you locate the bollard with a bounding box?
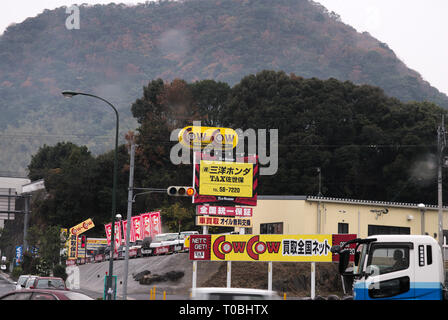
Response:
[153,286,156,300]
[163,291,166,300]
[150,288,153,300]
[283,293,286,300]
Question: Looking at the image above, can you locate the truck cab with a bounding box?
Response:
[333,235,446,300]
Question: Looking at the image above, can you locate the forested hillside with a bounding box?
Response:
[1,0,447,175]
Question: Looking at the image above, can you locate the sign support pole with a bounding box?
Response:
[227,261,231,288]
[192,260,197,290]
[268,261,272,291]
[311,262,316,299]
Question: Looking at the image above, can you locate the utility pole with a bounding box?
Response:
[437,115,446,258]
[23,194,30,252]
[317,167,323,197]
[122,141,135,300]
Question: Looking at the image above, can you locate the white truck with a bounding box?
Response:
[332,234,448,300]
[141,233,179,256]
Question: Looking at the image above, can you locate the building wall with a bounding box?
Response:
[249,196,448,241]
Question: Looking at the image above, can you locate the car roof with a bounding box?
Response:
[367,234,439,245]
[1,289,93,300]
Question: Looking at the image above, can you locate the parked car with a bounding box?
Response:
[0,289,93,300]
[24,276,38,289]
[141,237,153,256]
[15,275,31,290]
[118,245,125,260]
[179,231,199,252]
[130,240,143,258]
[28,276,67,290]
[104,246,111,260]
[93,248,105,263]
[190,287,282,300]
[180,231,199,238]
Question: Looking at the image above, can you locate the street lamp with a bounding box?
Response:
[62,90,119,300]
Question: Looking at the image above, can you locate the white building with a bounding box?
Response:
[0,176,31,228]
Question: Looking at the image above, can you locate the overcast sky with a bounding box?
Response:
[1,0,447,95]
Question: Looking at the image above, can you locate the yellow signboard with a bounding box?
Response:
[67,218,95,260]
[196,216,252,228]
[69,218,95,236]
[178,126,238,150]
[199,160,253,197]
[209,234,332,262]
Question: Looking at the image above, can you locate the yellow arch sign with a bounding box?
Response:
[178,126,238,150]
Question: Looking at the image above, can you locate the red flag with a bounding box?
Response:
[132,215,143,241]
[114,221,122,253]
[141,212,151,239]
[150,211,162,238]
[105,223,112,246]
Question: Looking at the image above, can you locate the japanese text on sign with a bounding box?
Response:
[282,239,331,257]
[199,160,253,198]
[196,205,253,217]
[196,216,252,228]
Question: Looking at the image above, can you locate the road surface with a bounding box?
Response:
[0,273,15,296]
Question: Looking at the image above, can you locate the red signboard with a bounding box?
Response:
[332,234,357,262]
[196,205,253,217]
[189,235,212,261]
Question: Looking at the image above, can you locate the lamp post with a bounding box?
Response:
[62,90,119,300]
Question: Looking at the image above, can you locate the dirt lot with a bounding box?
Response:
[77,253,348,298]
[202,260,346,297]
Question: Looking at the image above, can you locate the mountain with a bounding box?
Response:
[1,0,447,175]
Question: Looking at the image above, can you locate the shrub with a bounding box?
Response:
[11,266,23,281]
[53,264,67,281]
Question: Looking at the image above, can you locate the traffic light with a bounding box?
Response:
[80,235,87,248]
[167,186,195,197]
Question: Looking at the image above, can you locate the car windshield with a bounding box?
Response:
[180,232,197,238]
[154,234,178,241]
[154,234,167,242]
[25,277,36,288]
[36,279,65,289]
[18,276,28,286]
[366,245,410,275]
[165,234,178,241]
